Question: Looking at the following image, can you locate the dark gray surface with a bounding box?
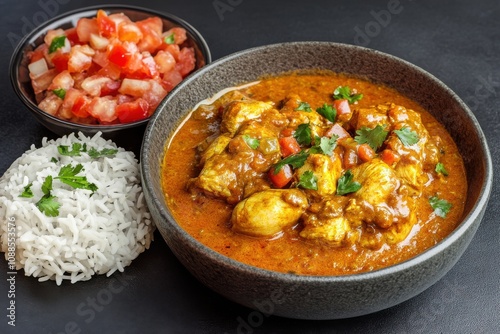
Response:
[0,0,498,333]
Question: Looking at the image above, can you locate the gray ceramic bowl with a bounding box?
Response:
[141,42,493,319]
[10,5,211,141]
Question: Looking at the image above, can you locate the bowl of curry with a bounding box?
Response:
[141,42,492,319]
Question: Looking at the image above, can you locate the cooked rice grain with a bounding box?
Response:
[0,132,154,285]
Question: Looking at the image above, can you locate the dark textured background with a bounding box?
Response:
[1,0,498,333]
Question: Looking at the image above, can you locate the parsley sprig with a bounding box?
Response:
[295,102,312,112]
[297,170,318,190]
[56,164,97,193]
[429,196,452,218]
[316,103,337,123]
[36,176,61,217]
[394,127,419,146]
[242,135,260,149]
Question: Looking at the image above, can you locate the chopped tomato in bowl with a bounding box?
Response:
[10,5,211,136]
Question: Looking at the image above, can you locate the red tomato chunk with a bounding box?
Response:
[28,9,197,124]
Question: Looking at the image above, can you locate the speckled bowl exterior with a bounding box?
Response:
[141,42,493,319]
[10,4,211,140]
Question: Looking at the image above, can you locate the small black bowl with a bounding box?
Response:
[10,4,211,142]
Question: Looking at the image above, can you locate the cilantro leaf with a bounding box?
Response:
[41,175,53,196]
[273,151,309,173]
[429,196,452,218]
[295,102,312,112]
[293,123,312,146]
[53,88,66,99]
[336,170,361,195]
[19,183,34,198]
[355,125,388,151]
[242,135,260,149]
[36,195,60,217]
[56,164,98,193]
[297,170,318,190]
[316,103,337,123]
[310,135,338,156]
[394,127,419,146]
[49,35,67,53]
[435,162,449,176]
[87,147,118,159]
[58,143,85,156]
[164,34,175,44]
[51,157,59,163]
[333,86,363,104]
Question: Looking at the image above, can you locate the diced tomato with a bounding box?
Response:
[51,52,69,72]
[86,96,118,122]
[160,43,180,60]
[97,63,121,80]
[333,99,351,115]
[175,47,195,77]
[116,98,150,123]
[279,137,301,158]
[357,143,375,162]
[65,28,80,45]
[30,68,58,94]
[163,27,187,45]
[67,45,95,73]
[76,18,99,43]
[108,43,131,67]
[38,94,63,116]
[280,128,295,137]
[140,53,159,78]
[161,69,183,92]
[29,46,47,63]
[380,149,400,165]
[118,22,143,43]
[325,123,350,139]
[268,165,293,188]
[96,10,117,38]
[118,78,151,97]
[343,148,359,169]
[47,70,74,91]
[154,50,176,74]
[80,75,117,97]
[71,94,91,118]
[136,17,163,53]
[142,79,167,111]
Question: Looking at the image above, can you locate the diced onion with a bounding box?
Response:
[89,33,109,51]
[61,37,72,53]
[28,58,49,76]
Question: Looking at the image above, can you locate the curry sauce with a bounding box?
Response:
[161,72,467,275]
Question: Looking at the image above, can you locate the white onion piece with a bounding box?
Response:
[60,37,72,53]
[89,33,109,51]
[28,58,49,76]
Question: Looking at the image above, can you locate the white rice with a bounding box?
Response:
[0,132,154,285]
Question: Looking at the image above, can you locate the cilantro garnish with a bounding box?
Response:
[429,196,452,218]
[354,125,388,151]
[273,150,309,173]
[36,176,60,217]
[295,102,312,112]
[310,135,338,156]
[316,103,337,123]
[49,35,67,53]
[297,170,318,190]
[51,157,59,163]
[336,170,361,195]
[53,88,66,99]
[333,86,363,104]
[87,147,118,159]
[19,183,34,198]
[293,123,312,146]
[435,162,449,176]
[242,135,260,149]
[56,164,98,193]
[58,143,86,156]
[394,127,419,146]
[164,34,175,44]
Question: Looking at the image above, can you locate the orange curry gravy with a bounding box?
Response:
[161,72,467,275]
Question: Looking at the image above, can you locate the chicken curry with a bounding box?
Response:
[161,72,467,275]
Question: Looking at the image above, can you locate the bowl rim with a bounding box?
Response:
[9,4,212,132]
[142,41,493,283]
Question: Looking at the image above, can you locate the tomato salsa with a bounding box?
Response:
[161,72,467,276]
[28,9,196,124]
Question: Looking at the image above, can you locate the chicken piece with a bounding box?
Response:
[221,100,274,135]
[231,189,309,237]
[193,153,240,200]
[345,159,401,229]
[296,153,342,197]
[300,197,350,245]
[200,134,232,165]
[350,105,389,130]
